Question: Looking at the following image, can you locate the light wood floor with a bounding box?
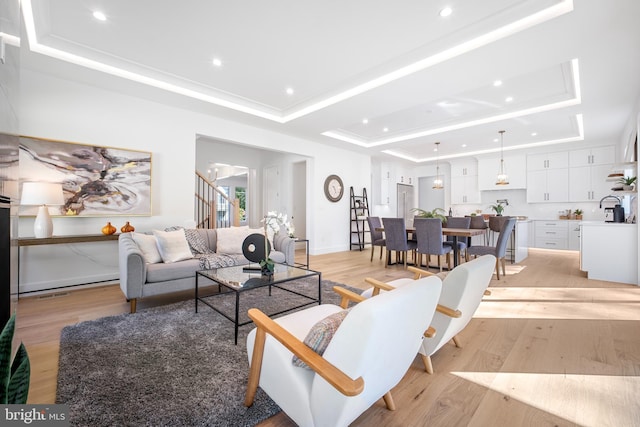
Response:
[16,248,640,426]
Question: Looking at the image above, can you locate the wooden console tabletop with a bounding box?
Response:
[18,234,120,246]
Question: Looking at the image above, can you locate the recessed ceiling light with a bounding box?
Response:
[462,144,467,148]
[439,7,453,17]
[493,138,499,143]
[362,118,369,124]
[92,11,107,21]
[285,87,294,95]
[212,58,222,67]
[531,132,538,136]
[493,80,503,87]
[505,96,514,102]
[383,127,389,132]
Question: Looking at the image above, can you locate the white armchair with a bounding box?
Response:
[244,276,443,427]
[361,254,496,374]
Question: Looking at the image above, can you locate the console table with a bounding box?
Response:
[18,234,120,246]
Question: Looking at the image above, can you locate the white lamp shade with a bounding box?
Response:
[20,182,65,206]
[20,182,64,238]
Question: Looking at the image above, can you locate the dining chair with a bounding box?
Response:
[414,218,451,272]
[244,276,443,427]
[468,215,489,245]
[443,216,471,265]
[488,216,509,245]
[381,217,417,268]
[467,217,517,279]
[366,216,385,262]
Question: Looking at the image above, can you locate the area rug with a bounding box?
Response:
[56,279,360,426]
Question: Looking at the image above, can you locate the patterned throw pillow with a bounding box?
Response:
[292,309,350,369]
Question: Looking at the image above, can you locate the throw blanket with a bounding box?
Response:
[198,253,248,269]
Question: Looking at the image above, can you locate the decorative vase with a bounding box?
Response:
[102,222,116,235]
[121,221,135,233]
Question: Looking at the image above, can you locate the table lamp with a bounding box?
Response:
[20,182,65,238]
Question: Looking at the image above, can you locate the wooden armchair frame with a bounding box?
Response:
[245,306,365,407]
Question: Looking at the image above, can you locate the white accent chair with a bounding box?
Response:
[244,277,443,427]
[360,254,496,374]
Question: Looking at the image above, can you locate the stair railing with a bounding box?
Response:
[195,171,240,229]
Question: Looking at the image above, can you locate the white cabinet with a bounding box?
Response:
[568,220,580,251]
[527,168,569,202]
[450,159,480,204]
[478,154,527,190]
[534,220,569,249]
[569,163,613,202]
[569,146,615,167]
[527,151,569,171]
[580,222,638,285]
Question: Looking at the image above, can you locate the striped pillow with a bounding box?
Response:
[292,309,350,369]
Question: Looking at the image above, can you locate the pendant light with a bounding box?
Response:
[495,130,509,185]
[433,141,444,189]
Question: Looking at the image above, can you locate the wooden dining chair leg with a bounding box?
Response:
[370,245,375,262]
[501,257,507,277]
[379,246,384,260]
[495,257,501,280]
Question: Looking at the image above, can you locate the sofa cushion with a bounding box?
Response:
[146,258,202,283]
[216,226,264,254]
[153,229,193,263]
[131,232,162,264]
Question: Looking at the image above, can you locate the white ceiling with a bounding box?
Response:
[10,0,640,162]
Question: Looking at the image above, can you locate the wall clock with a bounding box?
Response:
[324,174,344,202]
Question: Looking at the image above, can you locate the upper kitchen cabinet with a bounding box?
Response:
[569,146,615,167]
[527,168,569,203]
[450,159,480,204]
[568,146,615,202]
[569,163,613,201]
[478,154,526,190]
[526,151,569,203]
[527,151,569,171]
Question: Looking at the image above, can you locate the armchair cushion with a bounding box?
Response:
[152,229,193,263]
[292,309,350,369]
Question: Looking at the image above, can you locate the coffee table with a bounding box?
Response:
[195,263,322,344]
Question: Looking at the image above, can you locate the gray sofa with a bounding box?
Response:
[118,228,295,313]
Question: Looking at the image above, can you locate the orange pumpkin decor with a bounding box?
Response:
[102,222,117,235]
[121,222,135,233]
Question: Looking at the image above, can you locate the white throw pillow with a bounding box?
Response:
[152,229,193,263]
[215,226,250,254]
[131,233,162,264]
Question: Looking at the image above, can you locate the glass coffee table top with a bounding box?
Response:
[197,263,318,290]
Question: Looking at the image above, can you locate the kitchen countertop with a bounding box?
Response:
[579,221,637,226]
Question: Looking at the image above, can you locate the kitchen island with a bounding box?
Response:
[580,221,638,285]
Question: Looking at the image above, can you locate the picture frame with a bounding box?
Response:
[19,136,152,217]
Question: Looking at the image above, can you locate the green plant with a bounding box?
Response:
[489,203,505,216]
[618,176,637,186]
[411,207,446,223]
[0,313,30,404]
[574,209,583,216]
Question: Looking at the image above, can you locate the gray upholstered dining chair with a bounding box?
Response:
[467,217,517,279]
[443,216,471,265]
[381,217,417,269]
[366,216,386,262]
[414,217,452,272]
[469,215,489,245]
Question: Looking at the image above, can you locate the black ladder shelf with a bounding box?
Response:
[350,187,370,251]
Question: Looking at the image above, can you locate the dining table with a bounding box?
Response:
[376,226,486,268]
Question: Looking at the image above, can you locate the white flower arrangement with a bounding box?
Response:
[259,211,293,274]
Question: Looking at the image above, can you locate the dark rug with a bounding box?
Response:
[56,278,359,426]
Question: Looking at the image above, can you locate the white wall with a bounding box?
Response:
[19,69,370,292]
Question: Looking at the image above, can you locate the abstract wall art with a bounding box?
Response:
[19,136,152,216]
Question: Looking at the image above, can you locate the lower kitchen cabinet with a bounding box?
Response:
[533,220,569,249]
[580,222,638,285]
